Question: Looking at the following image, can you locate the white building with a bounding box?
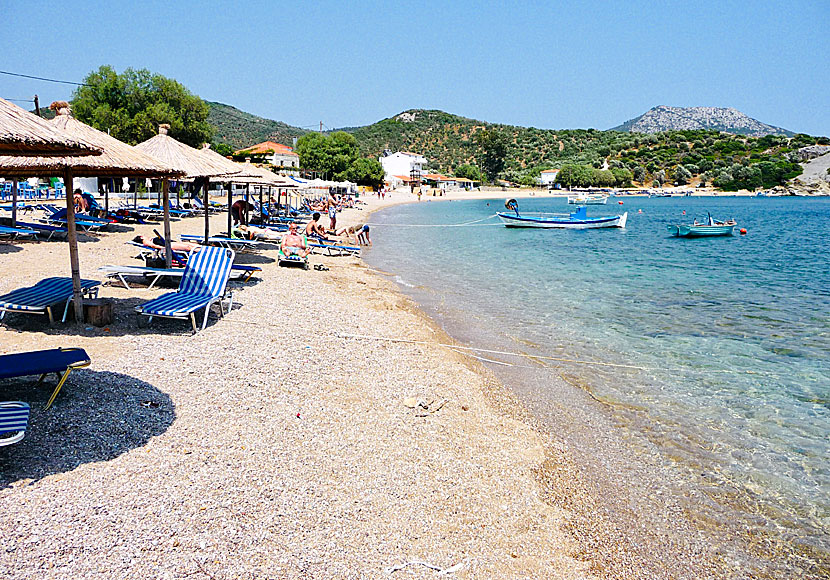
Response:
[235,141,300,169]
[540,169,559,187]
[379,151,428,185]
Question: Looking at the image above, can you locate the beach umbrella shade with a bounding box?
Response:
[197,146,268,233]
[0,97,102,157]
[136,126,239,246]
[0,103,182,322]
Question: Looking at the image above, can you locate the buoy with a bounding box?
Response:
[618,201,623,205]
[740,228,747,235]
[682,210,686,215]
[638,209,643,213]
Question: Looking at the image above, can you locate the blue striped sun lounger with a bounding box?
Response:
[135,246,235,333]
[0,224,38,239]
[0,277,100,323]
[0,402,31,445]
[0,348,91,410]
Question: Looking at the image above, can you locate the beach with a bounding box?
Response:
[1,191,821,579]
[0,196,602,579]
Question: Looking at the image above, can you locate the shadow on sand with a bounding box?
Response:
[0,369,175,489]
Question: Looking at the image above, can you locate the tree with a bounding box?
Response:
[673,165,692,185]
[72,65,212,147]
[454,163,482,182]
[212,143,234,157]
[295,131,359,179]
[474,128,508,182]
[345,158,385,188]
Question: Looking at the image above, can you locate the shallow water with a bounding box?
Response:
[365,195,829,573]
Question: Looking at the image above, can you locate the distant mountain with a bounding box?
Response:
[612,106,794,137]
[206,101,308,149]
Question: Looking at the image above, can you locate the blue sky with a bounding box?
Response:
[3,0,828,135]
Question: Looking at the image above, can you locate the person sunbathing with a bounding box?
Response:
[280,223,310,258]
[235,224,281,241]
[133,235,201,253]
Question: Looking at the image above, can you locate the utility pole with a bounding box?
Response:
[33,95,40,117]
[319,121,323,133]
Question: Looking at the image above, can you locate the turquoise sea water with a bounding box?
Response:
[365,195,829,570]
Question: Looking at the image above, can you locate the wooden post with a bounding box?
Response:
[64,169,84,323]
[203,177,210,244]
[259,186,263,224]
[244,183,250,225]
[11,180,17,227]
[162,178,172,268]
[227,180,233,236]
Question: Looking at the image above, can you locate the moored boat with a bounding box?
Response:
[498,200,627,229]
[567,193,608,204]
[667,214,736,237]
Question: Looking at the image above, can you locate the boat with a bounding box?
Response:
[498,199,627,229]
[667,213,736,237]
[567,193,608,204]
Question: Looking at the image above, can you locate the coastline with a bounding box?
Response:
[1,197,595,578]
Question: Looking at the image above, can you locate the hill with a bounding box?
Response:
[206,101,308,149]
[612,106,794,137]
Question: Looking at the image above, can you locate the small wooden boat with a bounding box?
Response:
[567,193,608,204]
[667,214,736,237]
[498,200,627,229]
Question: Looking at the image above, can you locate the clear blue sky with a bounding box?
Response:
[3,0,828,136]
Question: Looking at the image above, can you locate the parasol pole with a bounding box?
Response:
[203,177,210,244]
[11,180,17,228]
[227,180,233,236]
[64,168,84,323]
[162,177,172,268]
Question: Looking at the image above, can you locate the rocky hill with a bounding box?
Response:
[612,106,794,137]
[206,101,308,149]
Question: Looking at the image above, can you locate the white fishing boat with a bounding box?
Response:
[567,193,608,205]
[498,200,627,229]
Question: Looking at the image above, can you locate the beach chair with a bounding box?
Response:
[0,402,31,445]
[307,241,361,257]
[0,224,38,239]
[100,261,260,289]
[135,246,235,332]
[10,220,68,240]
[40,207,105,232]
[0,277,100,323]
[0,348,91,410]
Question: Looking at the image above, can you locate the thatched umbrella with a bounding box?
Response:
[0,97,102,157]
[235,160,298,222]
[135,126,238,246]
[0,103,182,323]
[197,145,265,234]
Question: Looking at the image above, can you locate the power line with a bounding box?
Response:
[2,97,35,103]
[0,69,89,86]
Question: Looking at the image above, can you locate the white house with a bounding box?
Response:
[379,151,428,185]
[540,169,559,187]
[235,141,300,170]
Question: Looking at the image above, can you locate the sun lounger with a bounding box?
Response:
[307,241,361,257]
[0,402,31,445]
[0,277,100,323]
[179,233,267,251]
[11,220,68,240]
[135,246,235,332]
[0,348,91,410]
[0,224,37,239]
[100,261,260,289]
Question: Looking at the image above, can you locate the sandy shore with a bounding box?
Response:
[0,199,599,579]
[1,191,793,579]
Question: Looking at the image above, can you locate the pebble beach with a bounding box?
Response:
[0,190,781,579]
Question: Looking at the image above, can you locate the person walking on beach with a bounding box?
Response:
[327,194,338,232]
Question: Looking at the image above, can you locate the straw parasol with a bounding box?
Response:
[0,97,102,157]
[198,145,269,233]
[136,126,240,244]
[0,103,183,323]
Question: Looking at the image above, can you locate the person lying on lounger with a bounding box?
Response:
[235,224,281,241]
[133,235,201,253]
[280,223,310,258]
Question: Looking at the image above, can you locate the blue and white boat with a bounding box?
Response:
[498,200,627,229]
[667,213,736,237]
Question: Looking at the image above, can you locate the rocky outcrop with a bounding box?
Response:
[612,106,793,137]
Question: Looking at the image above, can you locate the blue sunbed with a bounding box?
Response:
[12,220,68,241]
[0,224,37,239]
[0,277,100,323]
[135,246,235,332]
[0,348,91,410]
[0,402,31,445]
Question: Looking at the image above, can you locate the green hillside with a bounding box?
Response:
[339,109,826,188]
[206,101,308,150]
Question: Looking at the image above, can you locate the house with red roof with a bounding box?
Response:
[235,141,300,169]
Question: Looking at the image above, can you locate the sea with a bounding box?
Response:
[364,194,829,576]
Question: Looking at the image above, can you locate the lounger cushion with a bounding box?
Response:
[0,348,90,380]
[0,402,30,440]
